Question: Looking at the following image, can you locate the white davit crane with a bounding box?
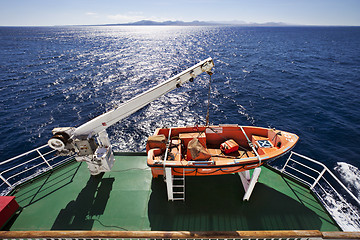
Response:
[48,58,214,175]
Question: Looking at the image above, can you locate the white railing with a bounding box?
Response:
[0,144,74,196]
[280,151,360,231]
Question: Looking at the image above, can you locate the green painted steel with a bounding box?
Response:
[5,154,340,231]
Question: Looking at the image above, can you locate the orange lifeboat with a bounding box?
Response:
[146,125,298,178]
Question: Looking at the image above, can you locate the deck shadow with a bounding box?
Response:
[51,174,114,230]
[281,176,339,228]
[148,174,323,231]
[13,162,82,207]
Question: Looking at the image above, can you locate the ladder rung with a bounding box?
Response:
[173,177,184,180]
[173,198,185,200]
[169,169,185,201]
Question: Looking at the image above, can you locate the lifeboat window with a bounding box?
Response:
[257,140,273,148]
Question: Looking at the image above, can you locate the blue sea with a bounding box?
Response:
[0,26,360,195]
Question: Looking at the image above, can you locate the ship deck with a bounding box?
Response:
[4,153,340,231]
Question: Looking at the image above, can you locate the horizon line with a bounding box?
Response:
[1,19,359,27]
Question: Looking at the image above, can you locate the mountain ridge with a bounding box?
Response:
[101,20,290,26]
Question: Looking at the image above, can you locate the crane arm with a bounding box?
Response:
[73,57,214,137]
[48,58,214,175]
[48,57,214,175]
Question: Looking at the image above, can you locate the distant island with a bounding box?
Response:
[100,20,289,27]
[103,20,214,26]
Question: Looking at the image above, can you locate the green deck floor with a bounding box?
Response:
[5,153,340,231]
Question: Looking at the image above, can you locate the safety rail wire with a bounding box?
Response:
[0,144,74,196]
[281,151,360,230]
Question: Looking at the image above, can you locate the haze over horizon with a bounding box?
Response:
[1,0,360,27]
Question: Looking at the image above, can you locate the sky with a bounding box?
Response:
[0,0,359,26]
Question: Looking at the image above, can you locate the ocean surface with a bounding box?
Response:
[0,26,359,199]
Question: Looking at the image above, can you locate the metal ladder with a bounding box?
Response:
[164,167,185,201]
[172,169,185,201]
[163,127,185,201]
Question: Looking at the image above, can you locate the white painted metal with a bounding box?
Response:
[47,127,75,151]
[0,144,50,165]
[239,170,251,190]
[239,168,261,201]
[80,145,115,175]
[36,149,53,169]
[164,159,185,201]
[281,151,360,230]
[283,151,360,205]
[239,171,249,194]
[47,58,214,175]
[74,58,214,137]
[239,126,262,166]
[165,167,173,201]
[163,128,172,167]
[0,144,74,196]
[172,169,185,201]
[0,174,12,188]
[310,168,326,190]
[97,130,111,147]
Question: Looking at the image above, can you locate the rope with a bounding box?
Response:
[205,72,213,126]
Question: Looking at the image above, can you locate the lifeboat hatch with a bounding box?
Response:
[257,140,273,148]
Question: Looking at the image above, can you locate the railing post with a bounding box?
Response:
[310,167,326,190]
[281,151,293,172]
[0,173,13,189]
[36,149,53,170]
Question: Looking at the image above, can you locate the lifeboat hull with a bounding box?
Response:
[146,125,298,178]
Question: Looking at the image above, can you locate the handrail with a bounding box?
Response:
[0,144,51,165]
[0,230,359,239]
[282,152,360,205]
[0,144,74,196]
[280,151,360,231]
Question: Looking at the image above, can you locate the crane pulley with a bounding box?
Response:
[48,58,215,175]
